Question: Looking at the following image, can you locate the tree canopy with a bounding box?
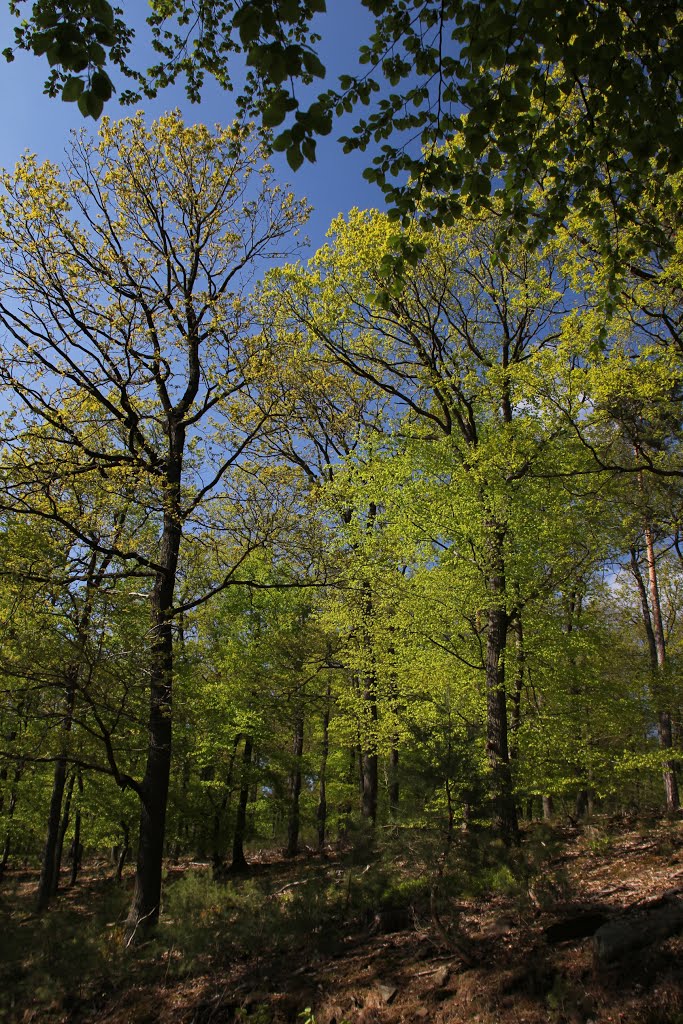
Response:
[7,1,683,257]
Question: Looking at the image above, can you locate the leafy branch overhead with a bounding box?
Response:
[6,1,683,257]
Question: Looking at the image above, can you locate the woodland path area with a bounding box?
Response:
[1,818,683,1024]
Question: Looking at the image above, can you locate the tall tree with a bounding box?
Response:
[0,111,307,934]
[269,206,583,839]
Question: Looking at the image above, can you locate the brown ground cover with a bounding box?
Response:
[2,817,682,1024]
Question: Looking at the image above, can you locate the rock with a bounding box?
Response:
[479,916,516,939]
[544,912,608,944]
[433,966,450,988]
[376,983,398,1004]
[593,898,683,964]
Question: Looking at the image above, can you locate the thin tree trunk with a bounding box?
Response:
[645,526,680,811]
[52,769,75,897]
[69,773,83,887]
[542,795,554,820]
[575,789,589,818]
[116,821,130,883]
[37,757,69,911]
[361,721,378,824]
[212,734,240,873]
[508,615,525,761]
[317,683,331,851]
[0,776,19,879]
[484,522,518,843]
[360,505,379,826]
[338,746,356,839]
[389,745,400,818]
[37,667,77,912]
[286,712,305,857]
[231,735,252,873]
[631,541,680,811]
[38,546,114,911]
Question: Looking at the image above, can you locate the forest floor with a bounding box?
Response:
[1,815,683,1024]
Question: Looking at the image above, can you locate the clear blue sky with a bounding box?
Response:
[0,2,383,254]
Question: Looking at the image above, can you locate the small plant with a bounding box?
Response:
[299,1007,350,1024]
[237,1004,272,1023]
[585,827,613,856]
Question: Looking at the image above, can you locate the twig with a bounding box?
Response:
[124,906,157,948]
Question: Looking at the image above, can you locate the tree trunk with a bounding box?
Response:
[52,769,75,897]
[338,746,356,839]
[484,522,518,843]
[69,805,82,888]
[316,684,331,851]
[125,489,181,939]
[575,789,589,819]
[116,821,130,883]
[645,527,680,811]
[212,734,240,872]
[0,777,19,879]
[231,735,252,873]
[508,615,525,761]
[360,506,379,826]
[69,773,84,887]
[286,712,305,857]
[389,745,400,818]
[542,795,554,820]
[38,548,113,911]
[37,668,77,912]
[37,756,69,911]
[631,540,680,812]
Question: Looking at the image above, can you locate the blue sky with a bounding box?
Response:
[0,2,384,255]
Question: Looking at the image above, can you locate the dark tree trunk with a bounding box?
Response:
[575,789,589,818]
[389,745,400,818]
[508,615,525,761]
[645,527,680,811]
[37,663,78,911]
[52,769,75,897]
[212,734,240,871]
[631,540,680,812]
[116,821,130,884]
[37,757,69,911]
[69,773,84,887]
[125,462,182,939]
[38,547,114,911]
[338,746,356,839]
[316,685,331,851]
[69,810,82,887]
[360,678,378,824]
[0,777,19,879]
[484,523,518,843]
[361,741,378,824]
[285,713,305,857]
[360,506,379,826]
[231,735,252,873]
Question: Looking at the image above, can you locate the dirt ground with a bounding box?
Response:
[2,818,683,1024]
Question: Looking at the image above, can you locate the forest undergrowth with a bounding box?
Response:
[1,815,683,1024]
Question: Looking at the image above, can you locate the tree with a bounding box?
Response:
[0,111,308,934]
[265,205,598,840]
[7,1,683,262]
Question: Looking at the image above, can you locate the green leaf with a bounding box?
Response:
[62,76,84,102]
[286,145,303,171]
[91,70,113,101]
